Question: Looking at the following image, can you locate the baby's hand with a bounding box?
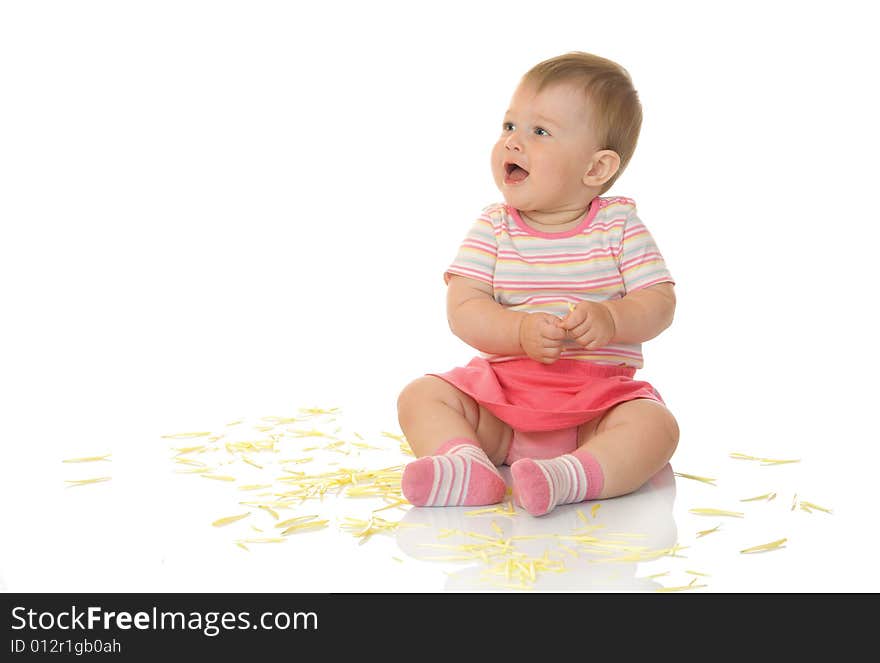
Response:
[560,301,616,349]
[518,313,567,364]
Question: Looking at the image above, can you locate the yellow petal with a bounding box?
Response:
[200,474,236,482]
[62,454,111,463]
[740,538,787,554]
[64,476,111,487]
[212,512,251,527]
[673,472,717,486]
[799,500,832,514]
[696,524,721,538]
[740,492,773,502]
[689,508,743,518]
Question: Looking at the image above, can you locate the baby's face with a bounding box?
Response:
[491,81,600,214]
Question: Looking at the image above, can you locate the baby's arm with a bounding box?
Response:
[604,282,676,344]
[561,283,675,349]
[447,275,566,363]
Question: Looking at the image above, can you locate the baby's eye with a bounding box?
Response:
[534,127,550,137]
[502,121,515,132]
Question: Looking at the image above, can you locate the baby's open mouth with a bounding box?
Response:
[504,162,529,184]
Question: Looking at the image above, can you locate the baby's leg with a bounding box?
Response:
[512,399,679,515]
[396,376,512,507]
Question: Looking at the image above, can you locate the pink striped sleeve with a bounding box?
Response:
[444,214,498,286]
[618,206,674,293]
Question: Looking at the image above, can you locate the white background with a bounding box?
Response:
[2,0,879,593]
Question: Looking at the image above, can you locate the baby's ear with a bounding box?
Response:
[583,150,621,188]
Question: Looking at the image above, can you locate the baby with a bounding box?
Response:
[397,52,678,516]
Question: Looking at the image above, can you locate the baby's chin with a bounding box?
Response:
[497,187,536,212]
[495,179,525,207]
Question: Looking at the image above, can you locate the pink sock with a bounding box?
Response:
[401,438,506,507]
[510,449,604,516]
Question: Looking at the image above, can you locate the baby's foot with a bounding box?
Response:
[511,453,602,516]
[402,438,506,507]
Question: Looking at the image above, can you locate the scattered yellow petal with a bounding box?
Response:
[241,456,263,470]
[275,515,321,529]
[212,512,251,527]
[799,500,832,514]
[465,502,518,517]
[299,407,341,416]
[740,538,787,554]
[235,537,286,544]
[64,477,111,487]
[729,451,800,465]
[686,570,711,577]
[62,454,111,463]
[341,515,422,544]
[740,492,775,502]
[689,508,744,518]
[161,431,213,439]
[696,524,721,538]
[280,457,314,465]
[200,474,236,482]
[729,452,761,461]
[673,472,717,486]
[262,416,300,425]
[238,484,272,491]
[644,571,669,579]
[173,445,207,455]
[174,457,207,467]
[281,520,328,536]
[371,499,409,514]
[590,503,601,518]
[465,506,502,516]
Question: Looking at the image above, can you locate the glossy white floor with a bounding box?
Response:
[0,376,875,594]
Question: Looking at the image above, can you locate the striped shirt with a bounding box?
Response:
[444,196,674,368]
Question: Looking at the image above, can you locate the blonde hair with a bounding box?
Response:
[522,52,642,194]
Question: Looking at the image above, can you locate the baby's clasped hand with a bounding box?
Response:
[517,312,566,364]
[517,303,617,364]
[560,301,617,350]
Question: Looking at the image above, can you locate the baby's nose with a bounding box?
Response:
[505,135,523,151]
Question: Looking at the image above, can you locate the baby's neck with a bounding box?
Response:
[520,203,592,232]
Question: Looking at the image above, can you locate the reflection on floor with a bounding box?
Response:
[395,464,678,591]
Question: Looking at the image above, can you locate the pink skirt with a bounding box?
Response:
[428,357,663,433]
